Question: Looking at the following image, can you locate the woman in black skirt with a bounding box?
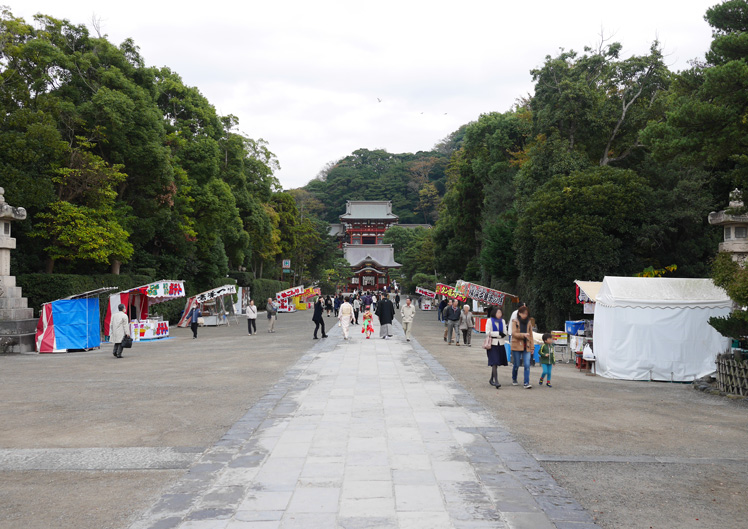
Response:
[487,306,509,388]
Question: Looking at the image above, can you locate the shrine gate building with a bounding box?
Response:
[329,201,402,291]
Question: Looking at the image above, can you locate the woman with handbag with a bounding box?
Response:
[484,306,508,387]
[109,303,131,359]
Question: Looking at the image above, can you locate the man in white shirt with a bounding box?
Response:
[508,302,525,339]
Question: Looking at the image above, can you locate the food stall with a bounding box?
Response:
[36,287,118,353]
[104,280,185,341]
[454,280,518,332]
[276,285,304,312]
[177,284,238,328]
[415,286,436,310]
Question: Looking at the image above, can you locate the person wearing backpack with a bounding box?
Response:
[484,306,508,388]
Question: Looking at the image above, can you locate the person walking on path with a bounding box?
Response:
[246,299,258,335]
[312,297,328,339]
[459,304,475,347]
[362,305,374,339]
[371,293,378,313]
[538,333,555,387]
[325,295,333,317]
[507,302,525,342]
[266,298,278,333]
[189,305,201,339]
[334,295,341,317]
[438,297,447,322]
[511,306,535,388]
[352,296,361,325]
[446,299,461,345]
[338,296,354,340]
[376,295,395,339]
[400,297,415,341]
[109,303,130,358]
[395,293,400,309]
[487,307,509,387]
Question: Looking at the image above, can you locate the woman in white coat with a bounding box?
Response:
[487,306,509,388]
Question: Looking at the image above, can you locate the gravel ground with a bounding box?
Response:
[1,308,747,529]
[0,313,311,529]
[406,309,748,529]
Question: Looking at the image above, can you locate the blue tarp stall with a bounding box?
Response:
[36,288,117,353]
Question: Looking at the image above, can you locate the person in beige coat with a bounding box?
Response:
[400,297,416,341]
[109,303,130,359]
[458,304,475,347]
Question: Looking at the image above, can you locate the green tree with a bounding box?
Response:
[515,166,653,328]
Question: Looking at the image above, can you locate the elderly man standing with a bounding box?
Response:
[266,298,278,333]
[109,303,130,359]
[446,299,461,345]
[400,297,416,342]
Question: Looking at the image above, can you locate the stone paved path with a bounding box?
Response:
[129,320,599,529]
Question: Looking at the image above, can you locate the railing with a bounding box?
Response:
[716,352,748,396]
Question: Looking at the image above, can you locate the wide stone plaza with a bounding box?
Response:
[0,309,746,529]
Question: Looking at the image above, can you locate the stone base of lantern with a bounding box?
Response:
[0,318,37,353]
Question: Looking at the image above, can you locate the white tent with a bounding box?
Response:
[594,277,732,381]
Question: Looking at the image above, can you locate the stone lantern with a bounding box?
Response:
[708,189,748,263]
[0,188,36,353]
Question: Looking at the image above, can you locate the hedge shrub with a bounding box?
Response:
[18,273,154,316]
[251,279,289,310]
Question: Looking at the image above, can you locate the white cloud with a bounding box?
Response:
[7,0,716,189]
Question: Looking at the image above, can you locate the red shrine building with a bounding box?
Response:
[329,201,402,291]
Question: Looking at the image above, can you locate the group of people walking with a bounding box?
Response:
[312,291,415,341]
[484,303,555,389]
[436,298,556,389]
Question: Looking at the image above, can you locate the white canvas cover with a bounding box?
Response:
[594,277,732,381]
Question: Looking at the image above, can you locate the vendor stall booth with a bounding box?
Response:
[35,287,117,353]
[594,277,732,381]
[178,284,238,327]
[104,280,185,341]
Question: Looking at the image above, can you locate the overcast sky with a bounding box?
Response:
[8,1,718,190]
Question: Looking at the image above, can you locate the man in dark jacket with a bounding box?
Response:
[312,297,328,339]
[438,298,447,322]
[376,296,395,339]
[395,293,400,309]
[446,299,461,345]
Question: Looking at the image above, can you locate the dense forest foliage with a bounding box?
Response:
[0,9,337,299]
[302,0,746,328]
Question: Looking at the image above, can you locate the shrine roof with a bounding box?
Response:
[343,244,402,268]
[340,201,399,221]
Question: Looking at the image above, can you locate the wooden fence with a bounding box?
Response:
[716,353,748,396]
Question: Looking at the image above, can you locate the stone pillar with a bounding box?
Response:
[0,188,37,353]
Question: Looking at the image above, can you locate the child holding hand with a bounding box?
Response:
[539,333,555,387]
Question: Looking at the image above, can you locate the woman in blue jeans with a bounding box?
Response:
[510,306,534,388]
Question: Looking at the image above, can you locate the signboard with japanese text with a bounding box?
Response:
[282,259,291,269]
[454,280,516,306]
[276,285,304,312]
[195,284,236,304]
[144,281,184,299]
[415,286,436,298]
[436,283,467,302]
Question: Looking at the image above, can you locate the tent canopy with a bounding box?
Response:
[594,276,732,381]
[596,277,730,309]
[575,280,602,303]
